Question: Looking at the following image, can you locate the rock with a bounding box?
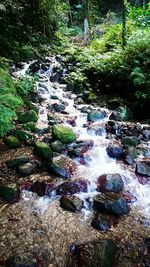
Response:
[34,142,53,160]
[18,110,38,123]
[50,72,61,83]
[106,144,124,160]
[51,95,59,100]
[81,106,92,113]
[124,146,137,165]
[29,61,41,74]
[87,110,106,122]
[7,155,30,168]
[5,254,39,267]
[93,192,130,216]
[68,239,118,267]
[0,186,19,203]
[106,121,121,135]
[109,106,133,122]
[109,111,122,121]
[5,135,21,148]
[74,97,84,105]
[121,136,139,147]
[97,173,124,193]
[14,130,33,142]
[51,155,77,178]
[50,140,65,153]
[60,195,84,212]
[52,124,76,144]
[30,181,47,197]
[68,140,94,157]
[51,103,66,112]
[87,123,105,136]
[18,163,36,176]
[22,122,37,133]
[136,160,150,177]
[107,98,122,109]
[142,129,150,139]
[91,213,118,231]
[56,179,88,195]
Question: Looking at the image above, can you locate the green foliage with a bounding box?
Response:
[16,76,36,97]
[0,105,16,138]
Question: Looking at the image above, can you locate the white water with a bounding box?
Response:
[18,57,150,219]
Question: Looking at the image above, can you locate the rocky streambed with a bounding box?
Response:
[0,56,150,267]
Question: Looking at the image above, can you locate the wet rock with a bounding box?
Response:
[122,191,137,203]
[5,135,21,148]
[91,213,118,231]
[51,155,77,178]
[56,179,88,195]
[66,117,76,127]
[51,103,66,112]
[52,124,76,144]
[93,192,130,216]
[0,186,19,203]
[106,144,124,160]
[124,146,137,165]
[68,239,118,267]
[97,173,124,193]
[34,141,53,160]
[18,110,38,123]
[142,129,150,139]
[22,122,37,133]
[109,106,133,122]
[30,181,47,197]
[122,136,140,147]
[87,123,105,136]
[50,140,65,153]
[14,130,33,142]
[87,110,106,122]
[74,97,84,105]
[18,163,36,176]
[109,111,122,121]
[51,95,59,100]
[28,61,41,74]
[60,195,84,212]
[7,155,30,168]
[68,140,94,157]
[50,72,61,83]
[106,121,121,135]
[5,254,39,267]
[136,160,150,177]
[81,106,92,113]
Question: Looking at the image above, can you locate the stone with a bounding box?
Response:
[60,195,84,212]
[124,146,137,165]
[74,97,84,105]
[91,213,118,232]
[34,142,53,160]
[18,110,38,123]
[87,110,106,122]
[7,155,30,168]
[121,136,139,147]
[56,179,88,195]
[0,186,19,203]
[5,135,21,148]
[97,173,124,193]
[93,192,130,216]
[52,124,76,144]
[51,103,66,112]
[68,239,118,267]
[22,122,37,133]
[14,130,33,142]
[5,255,39,267]
[30,181,47,197]
[51,155,77,178]
[18,163,35,176]
[50,140,65,153]
[109,111,122,121]
[106,144,124,160]
[81,106,92,113]
[87,123,105,136]
[136,160,150,177]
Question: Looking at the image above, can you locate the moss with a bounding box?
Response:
[14,130,33,142]
[52,124,76,144]
[22,122,37,132]
[18,110,38,123]
[5,135,21,148]
[34,141,53,160]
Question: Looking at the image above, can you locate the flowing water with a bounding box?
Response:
[18,56,150,220]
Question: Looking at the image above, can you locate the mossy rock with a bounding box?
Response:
[7,155,29,168]
[50,140,65,153]
[0,185,18,203]
[14,130,32,142]
[34,141,53,160]
[87,110,106,122]
[52,124,76,144]
[22,122,37,132]
[5,135,21,148]
[121,136,139,147]
[18,110,38,123]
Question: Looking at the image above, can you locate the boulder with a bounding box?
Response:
[106,145,124,160]
[91,213,118,232]
[5,135,21,148]
[87,123,105,136]
[50,140,65,153]
[56,179,88,195]
[34,142,53,160]
[87,110,106,122]
[93,192,130,216]
[124,146,137,165]
[0,185,19,203]
[60,195,84,212]
[74,97,84,105]
[136,160,150,177]
[97,173,124,193]
[51,103,66,112]
[121,136,139,147]
[109,106,133,122]
[14,130,33,142]
[68,239,118,267]
[22,122,37,133]
[51,155,77,178]
[18,110,38,123]
[52,124,76,144]
[30,181,47,197]
[18,163,36,176]
[7,155,30,168]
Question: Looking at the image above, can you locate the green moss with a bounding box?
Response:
[22,122,37,132]
[14,130,32,142]
[34,141,53,160]
[18,110,38,123]
[52,124,76,144]
[5,135,21,148]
